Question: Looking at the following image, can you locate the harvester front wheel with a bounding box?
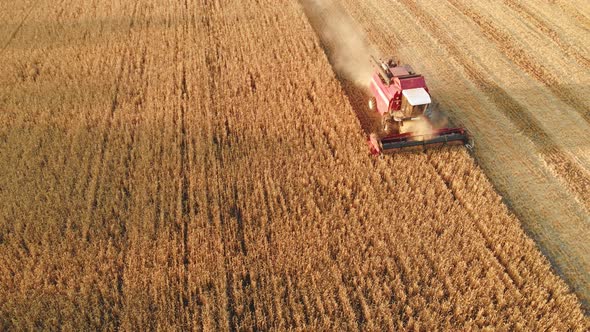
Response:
[381,116,390,133]
[466,136,475,151]
[368,97,376,111]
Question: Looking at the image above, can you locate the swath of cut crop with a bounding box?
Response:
[396,0,590,214]
[445,0,590,124]
[553,0,590,31]
[500,0,590,70]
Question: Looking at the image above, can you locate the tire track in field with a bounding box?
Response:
[398,0,590,212]
[297,2,412,325]
[427,148,590,314]
[116,46,149,329]
[0,0,67,101]
[84,1,139,238]
[373,159,459,324]
[201,6,242,328]
[174,0,194,324]
[82,61,128,233]
[0,0,40,56]
[500,0,590,69]
[90,2,144,327]
[415,151,533,320]
[446,0,590,124]
[425,151,526,291]
[202,24,232,331]
[178,79,192,326]
[111,44,146,330]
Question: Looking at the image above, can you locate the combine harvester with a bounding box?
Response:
[367,57,471,155]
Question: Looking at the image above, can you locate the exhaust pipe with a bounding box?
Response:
[371,56,393,85]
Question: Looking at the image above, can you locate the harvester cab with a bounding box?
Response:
[397,87,431,121]
[367,56,470,155]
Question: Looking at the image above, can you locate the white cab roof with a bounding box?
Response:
[402,88,431,106]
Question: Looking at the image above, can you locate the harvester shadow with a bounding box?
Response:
[338,79,381,136]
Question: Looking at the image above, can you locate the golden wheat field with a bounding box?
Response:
[0,0,589,330]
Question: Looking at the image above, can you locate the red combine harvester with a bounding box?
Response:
[367,57,471,155]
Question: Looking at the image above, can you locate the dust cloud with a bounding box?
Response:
[400,118,434,140]
[402,118,432,135]
[300,0,377,88]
